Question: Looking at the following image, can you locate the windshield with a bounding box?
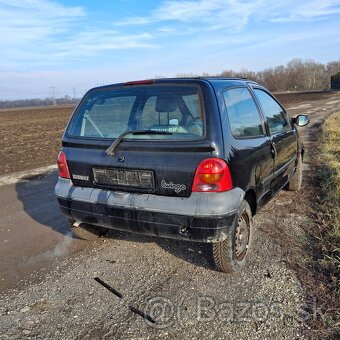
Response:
[67,85,205,140]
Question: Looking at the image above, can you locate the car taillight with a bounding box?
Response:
[57,151,70,179]
[192,158,232,192]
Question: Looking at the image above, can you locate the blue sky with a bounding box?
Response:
[1,0,340,99]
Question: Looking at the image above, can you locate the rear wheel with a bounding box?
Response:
[287,153,303,191]
[69,220,108,240]
[213,200,253,272]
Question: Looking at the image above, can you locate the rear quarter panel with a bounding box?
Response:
[211,80,273,199]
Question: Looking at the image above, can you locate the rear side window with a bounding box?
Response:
[253,89,290,134]
[67,85,204,140]
[223,87,264,138]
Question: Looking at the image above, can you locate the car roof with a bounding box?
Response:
[156,77,257,84]
[91,77,260,92]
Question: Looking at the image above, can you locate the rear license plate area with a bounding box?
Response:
[93,168,155,189]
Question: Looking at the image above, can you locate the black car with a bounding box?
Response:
[55,78,309,272]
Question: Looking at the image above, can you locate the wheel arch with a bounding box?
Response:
[244,189,257,216]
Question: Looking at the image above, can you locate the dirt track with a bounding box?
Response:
[0,92,340,338]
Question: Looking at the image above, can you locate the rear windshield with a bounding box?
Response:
[67,85,204,140]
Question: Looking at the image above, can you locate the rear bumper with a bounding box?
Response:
[55,178,244,243]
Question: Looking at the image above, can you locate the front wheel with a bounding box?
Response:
[287,153,303,191]
[213,200,253,272]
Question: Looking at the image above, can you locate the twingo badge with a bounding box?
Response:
[161,180,186,193]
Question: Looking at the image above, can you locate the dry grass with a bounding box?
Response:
[319,112,340,280]
[314,111,340,336]
[281,111,340,339]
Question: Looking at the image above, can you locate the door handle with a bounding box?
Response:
[271,141,276,158]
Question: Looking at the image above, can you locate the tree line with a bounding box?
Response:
[1,58,340,109]
[0,95,79,109]
[177,58,340,92]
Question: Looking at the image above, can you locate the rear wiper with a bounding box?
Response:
[105,130,173,156]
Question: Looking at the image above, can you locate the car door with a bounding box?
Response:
[252,87,297,193]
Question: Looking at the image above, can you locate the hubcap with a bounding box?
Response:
[235,212,250,261]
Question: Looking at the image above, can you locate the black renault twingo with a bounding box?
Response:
[55,78,309,272]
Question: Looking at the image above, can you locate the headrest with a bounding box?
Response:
[155,95,178,112]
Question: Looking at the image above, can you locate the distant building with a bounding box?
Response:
[331,72,340,89]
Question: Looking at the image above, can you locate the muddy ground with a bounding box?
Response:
[0,105,73,175]
[0,91,339,339]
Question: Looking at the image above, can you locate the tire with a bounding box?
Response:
[69,220,108,241]
[213,200,253,273]
[287,153,303,191]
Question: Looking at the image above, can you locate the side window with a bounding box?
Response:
[254,89,290,134]
[223,87,264,138]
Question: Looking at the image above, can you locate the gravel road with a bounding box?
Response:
[1,93,340,339]
[0,229,306,339]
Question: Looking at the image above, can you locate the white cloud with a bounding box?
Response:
[271,0,340,22]
[3,0,340,70]
[0,0,85,45]
[116,0,264,30]
[117,0,340,29]
[0,0,156,70]
[43,31,156,59]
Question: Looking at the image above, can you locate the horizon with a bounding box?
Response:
[1,0,340,100]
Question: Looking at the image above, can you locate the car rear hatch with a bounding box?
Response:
[62,79,223,198]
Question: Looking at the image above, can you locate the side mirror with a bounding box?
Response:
[293,114,310,127]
